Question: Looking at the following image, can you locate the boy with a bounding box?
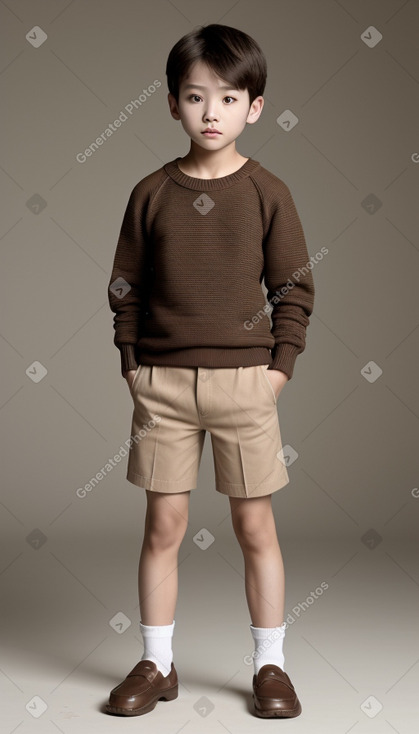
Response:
[106,23,314,719]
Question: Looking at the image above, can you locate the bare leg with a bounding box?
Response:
[138,489,190,625]
[229,495,285,627]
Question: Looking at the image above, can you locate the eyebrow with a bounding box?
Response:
[183,84,237,91]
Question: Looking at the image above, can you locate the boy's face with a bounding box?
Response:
[168,60,264,151]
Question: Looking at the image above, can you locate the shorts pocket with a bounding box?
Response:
[259,364,277,404]
[129,364,143,394]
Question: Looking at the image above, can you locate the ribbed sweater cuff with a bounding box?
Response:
[268,343,301,381]
[119,344,138,376]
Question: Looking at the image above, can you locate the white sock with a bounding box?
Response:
[139,620,175,677]
[250,623,286,675]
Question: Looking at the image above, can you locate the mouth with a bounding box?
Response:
[202,129,221,135]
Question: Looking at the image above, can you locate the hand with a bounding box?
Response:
[123,369,137,391]
[265,368,288,399]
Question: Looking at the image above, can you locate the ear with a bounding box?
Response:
[168,92,181,120]
[246,95,264,125]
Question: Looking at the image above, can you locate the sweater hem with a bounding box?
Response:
[136,347,273,368]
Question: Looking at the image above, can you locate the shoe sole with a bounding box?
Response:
[106,684,178,716]
[253,695,302,718]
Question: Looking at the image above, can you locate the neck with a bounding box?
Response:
[178,141,248,178]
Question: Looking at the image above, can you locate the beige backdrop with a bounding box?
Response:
[1,1,418,732]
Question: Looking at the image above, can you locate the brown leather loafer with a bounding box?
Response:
[106,659,178,716]
[252,664,302,718]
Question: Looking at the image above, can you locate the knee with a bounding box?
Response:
[232,514,270,551]
[145,513,187,551]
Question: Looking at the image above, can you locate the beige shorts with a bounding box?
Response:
[126,364,289,498]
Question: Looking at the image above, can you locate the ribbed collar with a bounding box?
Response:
[164,156,260,191]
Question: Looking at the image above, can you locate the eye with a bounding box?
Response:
[188,94,202,102]
[223,96,236,104]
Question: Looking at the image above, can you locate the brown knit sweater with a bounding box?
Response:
[108,157,315,380]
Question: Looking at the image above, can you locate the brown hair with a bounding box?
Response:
[166,23,267,105]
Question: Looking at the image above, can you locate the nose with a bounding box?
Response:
[203,100,219,122]
[204,112,219,123]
